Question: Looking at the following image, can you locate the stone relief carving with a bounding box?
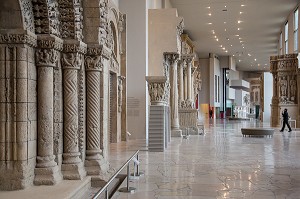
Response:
[85,55,103,71]
[61,52,82,70]
[290,78,296,101]
[118,13,125,55]
[110,56,119,73]
[20,0,35,32]
[36,48,59,66]
[99,0,109,46]
[32,0,60,36]
[180,100,195,109]
[118,76,125,112]
[193,67,202,100]
[147,81,170,106]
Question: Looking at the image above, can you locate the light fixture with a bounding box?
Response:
[235,34,240,37]
[241,4,245,7]
[208,13,212,16]
[214,35,217,38]
[242,46,245,48]
[239,60,241,62]
[220,45,223,47]
[254,58,257,61]
[216,38,219,41]
[238,28,240,31]
[225,29,227,31]
[240,12,243,14]
[238,20,242,24]
[225,50,228,53]
[207,6,211,9]
[222,47,225,50]
[248,53,251,56]
[208,23,212,25]
[224,22,227,24]
[230,44,233,47]
[225,5,227,8]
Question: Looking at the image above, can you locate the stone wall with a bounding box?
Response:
[0,0,126,191]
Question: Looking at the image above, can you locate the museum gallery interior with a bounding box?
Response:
[1,0,300,198]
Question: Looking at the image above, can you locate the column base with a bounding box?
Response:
[85,157,110,176]
[61,161,86,180]
[171,129,182,137]
[34,165,62,185]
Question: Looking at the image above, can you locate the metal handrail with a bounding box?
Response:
[92,150,140,199]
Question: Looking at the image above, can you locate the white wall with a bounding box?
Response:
[263,72,273,123]
[148,9,181,76]
[209,54,221,107]
[120,0,148,140]
[199,58,209,104]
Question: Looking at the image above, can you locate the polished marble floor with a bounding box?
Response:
[108,119,300,199]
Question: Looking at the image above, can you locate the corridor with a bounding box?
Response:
[110,120,300,199]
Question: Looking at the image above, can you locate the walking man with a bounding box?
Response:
[280,108,292,132]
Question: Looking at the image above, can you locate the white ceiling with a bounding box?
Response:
[170,0,299,72]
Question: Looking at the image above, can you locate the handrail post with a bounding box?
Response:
[119,156,136,193]
[136,154,139,176]
[126,164,130,191]
[105,188,108,199]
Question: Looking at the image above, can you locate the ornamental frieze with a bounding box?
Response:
[37,35,63,51]
[0,32,37,47]
[63,40,87,54]
[86,45,111,59]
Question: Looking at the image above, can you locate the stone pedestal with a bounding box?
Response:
[146,76,171,151]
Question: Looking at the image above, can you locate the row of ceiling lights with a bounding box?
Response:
[206,4,268,69]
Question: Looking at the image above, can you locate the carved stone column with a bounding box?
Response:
[34,35,63,185]
[182,55,194,101]
[146,76,170,106]
[84,45,110,179]
[164,52,182,137]
[178,60,184,102]
[61,40,86,179]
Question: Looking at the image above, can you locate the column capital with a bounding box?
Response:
[62,52,83,70]
[164,52,180,65]
[146,76,170,106]
[182,54,195,64]
[86,44,111,59]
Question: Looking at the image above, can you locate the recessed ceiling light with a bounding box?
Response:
[241,4,245,7]
[238,28,240,30]
[222,47,225,50]
[220,45,223,47]
[230,44,233,46]
[254,58,257,61]
[239,37,242,40]
[233,55,235,56]
[225,5,227,8]
[224,22,226,24]
[225,50,228,53]
[239,60,241,62]
[225,29,227,31]
[238,20,242,23]
[216,39,219,41]
[248,53,251,56]
[258,64,260,66]
[208,13,212,16]
[242,46,245,48]
[214,35,217,38]
[235,34,240,37]
[265,64,267,65]
[240,12,243,14]
[208,23,212,25]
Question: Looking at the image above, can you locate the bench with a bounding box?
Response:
[241,128,274,137]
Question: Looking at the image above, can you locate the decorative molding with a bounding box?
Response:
[32,0,60,36]
[37,35,63,51]
[110,55,119,73]
[86,44,111,59]
[99,0,109,46]
[58,0,83,41]
[146,76,170,106]
[63,40,87,54]
[20,0,35,33]
[0,32,37,47]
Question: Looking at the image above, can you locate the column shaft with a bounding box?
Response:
[178,62,184,101]
[187,62,192,100]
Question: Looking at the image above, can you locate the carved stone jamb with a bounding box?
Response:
[164,52,182,137]
[193,67,202,101]
[270,56,279,127]
[99,0,109,47]
[118,12,126,55]
[84,44,110,178]
[182,54,195,102]
[61,40,87,180]
[146,76,170,106]
[34,35,63,185]
[118,76,125,112]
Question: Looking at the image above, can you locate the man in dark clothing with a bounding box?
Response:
[280,108,292,132]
